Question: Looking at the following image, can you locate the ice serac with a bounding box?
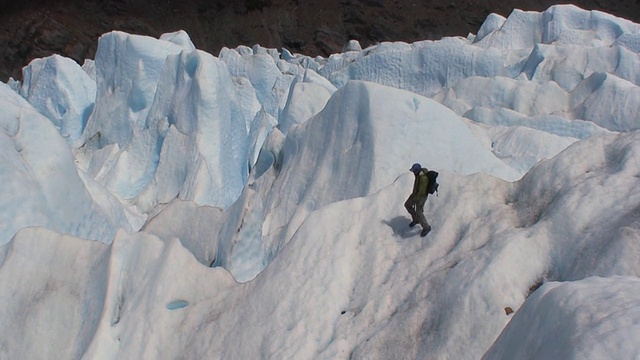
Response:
[20,54,96,148]
[278,69,336,134]
[0,83,133,245]
[464,108,609,140]
[438,75,568,117]
[73,31,185,209]
[219,45,292,118]
[474,5,640,50]
[325,37,511,97]
[159,30,196,52]
[570,72,640,131]
[474,13,507,43]
[141,49,251,210]
[247,108,278,174]
[77,32,254,212]
[522,44,640,91]
[484,125,578,174]
[433,74,613,171]
[83,31,185,148]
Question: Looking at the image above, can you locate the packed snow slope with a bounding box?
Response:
[1,4,640,359]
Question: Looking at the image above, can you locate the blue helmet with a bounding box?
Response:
[410,163,422,172]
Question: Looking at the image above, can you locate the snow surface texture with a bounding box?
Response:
[1,5,640,359]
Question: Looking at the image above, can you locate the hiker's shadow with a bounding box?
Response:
[382,216,419,239]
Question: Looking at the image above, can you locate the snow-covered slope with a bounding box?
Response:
[1,4,640,359]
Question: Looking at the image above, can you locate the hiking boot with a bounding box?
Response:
[409,220,418,228]
[421,226,432,237]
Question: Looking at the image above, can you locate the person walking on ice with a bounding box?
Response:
[404,163,436,237]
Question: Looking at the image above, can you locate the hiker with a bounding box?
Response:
[404,163,432,237]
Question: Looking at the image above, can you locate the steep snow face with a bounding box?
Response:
[508,130,640,281]
[258,80,520,260]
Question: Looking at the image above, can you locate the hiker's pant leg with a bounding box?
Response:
[414,196,429,229]
[405,196,417,221]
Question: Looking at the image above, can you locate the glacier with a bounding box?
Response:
[1,4,640,359]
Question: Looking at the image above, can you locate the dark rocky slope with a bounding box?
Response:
[2,0,639,81]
